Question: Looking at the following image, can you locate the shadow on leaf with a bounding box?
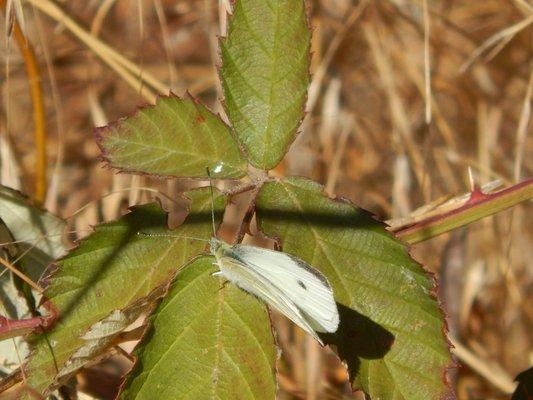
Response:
[257,207,383,230]
[51,204,221,324]
[321,304,395,377]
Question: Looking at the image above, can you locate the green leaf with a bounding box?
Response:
[220,0,310,170]
[96,94,247,179]
[121,257,277,400]
[255,178,453,400]
[0,185,66,282]
[53,289,165,380]
[24,188,226,396]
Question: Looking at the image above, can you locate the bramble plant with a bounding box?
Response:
[1,0,531,399]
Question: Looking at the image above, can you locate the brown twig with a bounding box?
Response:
[232,193,257,245]
[2,0,47,204]
[0,256,43,292]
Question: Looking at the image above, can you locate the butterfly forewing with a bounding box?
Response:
[229,245,339,332]
[216,255,323,343]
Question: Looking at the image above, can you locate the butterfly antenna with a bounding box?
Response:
[206,167,216,237]
[137,232,209,243]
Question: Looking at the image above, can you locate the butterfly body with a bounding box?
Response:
[210,237,339,344]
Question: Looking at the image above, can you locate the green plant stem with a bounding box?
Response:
[394,178,533,244]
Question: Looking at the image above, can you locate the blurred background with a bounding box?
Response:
[0,0,531,399]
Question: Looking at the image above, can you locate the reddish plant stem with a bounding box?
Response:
[394,178,533,244]
[0,301,57,340]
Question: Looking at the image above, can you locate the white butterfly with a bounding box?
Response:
[142,172,339,344]
[210,237,339,344]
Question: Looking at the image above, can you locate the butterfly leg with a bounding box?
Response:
[210,270,230,290]
[218,279,231,291]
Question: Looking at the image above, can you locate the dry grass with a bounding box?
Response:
[0,0,531,399]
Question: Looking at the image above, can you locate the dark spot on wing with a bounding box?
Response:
[289,255,330,287]
[297,280,307,290]
[229,244,332,288]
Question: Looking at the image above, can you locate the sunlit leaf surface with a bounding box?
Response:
[97,95,247,179]
[220,0,310,170]
[256,178,453,400]
[121,257,277,400]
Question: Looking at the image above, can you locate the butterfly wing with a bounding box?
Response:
[216,256,324,344]
[228,245,339,334]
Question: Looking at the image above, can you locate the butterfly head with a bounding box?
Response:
[209,237,222,255]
